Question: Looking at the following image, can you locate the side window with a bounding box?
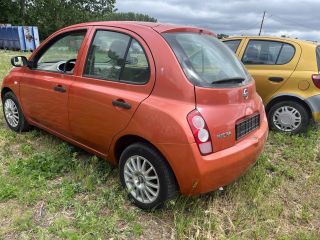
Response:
[276,44,295,64]
[34,31,86,73]
[84,31,130,81]
[84,30,150,84]
[224,40,241,53]
[242,40,295,65]
[121,39,150,84]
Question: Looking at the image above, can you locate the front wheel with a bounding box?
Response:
[119,142,178,210]
[2,91,30,132]
[268,101,309,134]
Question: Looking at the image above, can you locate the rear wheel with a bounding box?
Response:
[2,91,30,132]
[119,142,178,210]
[268,101,309,134]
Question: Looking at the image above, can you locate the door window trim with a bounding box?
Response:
[82,29,151,85]
[241,39,296,66]
[30,29,88,75]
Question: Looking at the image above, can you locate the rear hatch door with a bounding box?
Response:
[163,31,262,152]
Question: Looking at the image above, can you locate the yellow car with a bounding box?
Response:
[223,36,320,133]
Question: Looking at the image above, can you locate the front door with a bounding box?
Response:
[69,27,155,154]
[240,39,301,102]
[20,29,88,135]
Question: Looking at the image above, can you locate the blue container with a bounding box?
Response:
[0,27,4,48]
[2,28,8,48]
[11,27,20,50]
[0,25,40,51]
[17,27,26,51]
[8,27,14,49]
[32,27,40,48]
[23,26,34,51]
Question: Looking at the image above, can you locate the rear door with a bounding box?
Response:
[69,27,155,154]
[164,32,262,152]
[239,38,301,102]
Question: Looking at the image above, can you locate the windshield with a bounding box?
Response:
[163,32,251,87]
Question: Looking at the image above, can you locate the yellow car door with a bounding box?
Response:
[238,38,302,102]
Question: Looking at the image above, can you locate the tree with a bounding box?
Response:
[105,12,157,22]
[0,0,20,24]
[0,0,157,40]
[24,0,116,39]
[217,33,229,39]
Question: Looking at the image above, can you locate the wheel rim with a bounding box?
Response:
[123,155,160,204]
[4,99,19,128]
[272,106,302,132]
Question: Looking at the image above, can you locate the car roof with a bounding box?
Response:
[62,21,216,36]
[224,35,319,47]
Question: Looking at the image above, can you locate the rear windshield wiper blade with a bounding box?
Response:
[212,77,246,84]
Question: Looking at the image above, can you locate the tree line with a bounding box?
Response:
[0,0,157,40]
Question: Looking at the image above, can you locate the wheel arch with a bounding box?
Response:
[112,134,180,189]
[265,94,312,119]
[1,87,14,100]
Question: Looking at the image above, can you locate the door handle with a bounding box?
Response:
[268,77,284,83]
[112,99,131,110]
[53,85,66,93]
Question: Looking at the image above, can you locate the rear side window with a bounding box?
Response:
[163,33,251,88]
[121,39,150,84]
[84,30,150,84]
[317,46,320,71]
[224,40,241,53]
[277,44,295,64]
[242,40,295,65]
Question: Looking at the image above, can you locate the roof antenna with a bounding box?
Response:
[259,11,266,36]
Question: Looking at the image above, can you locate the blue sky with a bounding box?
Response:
[116,0,320,41]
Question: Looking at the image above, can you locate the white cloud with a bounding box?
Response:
[116,0,320,41]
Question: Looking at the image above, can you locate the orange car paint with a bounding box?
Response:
[2,21,268,195]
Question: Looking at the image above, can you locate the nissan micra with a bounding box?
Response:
[223,36,320,134]
[2,22,268,209]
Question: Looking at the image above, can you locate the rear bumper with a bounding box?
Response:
[193,118,268,195]
[305,94,320,122]
[157,115,268,195]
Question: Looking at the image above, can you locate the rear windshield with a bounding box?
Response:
[317,46,320,71]
[163,32,251,88]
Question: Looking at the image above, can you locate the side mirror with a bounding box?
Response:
[11,56,29,67]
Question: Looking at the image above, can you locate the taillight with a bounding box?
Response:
[312,74,320,89]
[187,110,213,155]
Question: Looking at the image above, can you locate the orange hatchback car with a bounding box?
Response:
[2,22,268,209]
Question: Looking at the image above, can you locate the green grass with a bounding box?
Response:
[0,49,320,239]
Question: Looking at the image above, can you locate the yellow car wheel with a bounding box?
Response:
[268,101,309,134]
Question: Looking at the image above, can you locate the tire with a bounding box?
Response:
[268,100,309,134]
[119,142,178,210]
[2,91,30,132]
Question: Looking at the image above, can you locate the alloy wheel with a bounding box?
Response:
[4,98,19,128]
[123,155,160,204]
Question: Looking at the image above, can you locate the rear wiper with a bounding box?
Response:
[212,77,245,84]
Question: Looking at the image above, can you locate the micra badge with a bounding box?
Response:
[217,131,231,139]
